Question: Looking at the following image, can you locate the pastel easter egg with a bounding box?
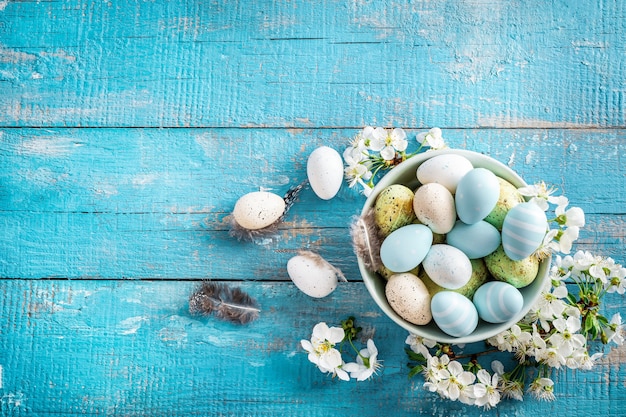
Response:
[431,291,479,338]
[413,183,456,234]
[420,258,489,299]
[232,191,286,230]
[501,202,548,260]
[307,146,343,200]
[416,154,474,193]
[472,281,524,323]
[455,168,500,224]
[385,273,432,325]
[446,220,501,259]
[485,245,540,288]
[484,177,524,230]
[422,244,472,290]
[380,224,433,273]
[287,251,342,298]
[374,184,417,236]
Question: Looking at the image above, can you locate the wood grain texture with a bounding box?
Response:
[1,280,624,417]
[0,0,624,128]
[1,128,624,279]
[1,0,625,415]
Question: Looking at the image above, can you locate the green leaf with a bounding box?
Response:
[408,365,424,379]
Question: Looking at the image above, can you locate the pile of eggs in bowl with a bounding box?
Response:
[366,151,550,341]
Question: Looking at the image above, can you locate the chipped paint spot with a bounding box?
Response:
[17,137,83,156]
[0,1,8,11]
[194,132,213,157]
[117,316,148,335]
[0,45,36,63]
[525,150,535,164]
[40,49,76,63]
[508,150,516,167]
[132,173,159,186]
[20,167,68,186]
[0,365,3,389]
[0,392,27,412]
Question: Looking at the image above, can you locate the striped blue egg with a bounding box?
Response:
[380,224,433,273]
[455,168,500,224]
[431,291,478,338]
[501,202,548,260]
[473,281,524,323]
[446,220,501,259]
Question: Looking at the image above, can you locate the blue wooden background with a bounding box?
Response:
[1,1,625,416]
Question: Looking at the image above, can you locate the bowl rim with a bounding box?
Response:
[358,149,551,344]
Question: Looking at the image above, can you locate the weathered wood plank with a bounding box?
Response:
[1,127,624,279]
[1,0,624,128]
[1,279,624,416]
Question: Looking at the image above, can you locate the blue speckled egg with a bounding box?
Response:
[422,244,472,289]
[501,202,548,261]
[446,220,501,259]
[380,224,433,273]
[455,168,500,224]
[431,291,479,338]
[473,281,524,323]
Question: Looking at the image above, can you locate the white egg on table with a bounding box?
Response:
[472,281,524,323]
[431,291,479,338]
[455,168,500,224]
[232,191,286,230]
[380,224,433,273]
[446,220,501,259]
[422,244,472,290]
[287,251,343,298]
[416,154,474,193]
[501,201,548,261]
[307,146,343,200]
[385,273,432,325]
[413,183,456,234]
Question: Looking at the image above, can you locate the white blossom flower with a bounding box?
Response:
[606,313,625,345]
[555,203,585,228]
[536,347,567,368]
[528,377,556,401]
[342,339,382,381]
[436,360,476,402]
[488,325,532,353]
[517,182,561,211]
[555,226,580,254]
[530,285,568,332]
[364,127,408,160]
[472,369,501,409]
[549,316,586,357]
[343,135,369,165]
[405,333,437,357]
[301,322,349,380]
[344,162,372,188]
[416,127,446,149]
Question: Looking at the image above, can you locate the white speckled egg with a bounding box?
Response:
[501,202,548,260]
[385,273,432,325]
[232,191,286,230]
[422,244,472,289]
[287,251,342,298]
[455,168,500,224]
[431,291,479,338]
[413,183,456,234]
[380,224,433,273]
[416,154,474,193]
[446,220,501,259]
[307,146,343,200]
[473,281,524,323]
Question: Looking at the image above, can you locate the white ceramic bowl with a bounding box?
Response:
[358,149,550,344]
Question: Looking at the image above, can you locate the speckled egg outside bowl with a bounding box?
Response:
[358,149,551,344]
